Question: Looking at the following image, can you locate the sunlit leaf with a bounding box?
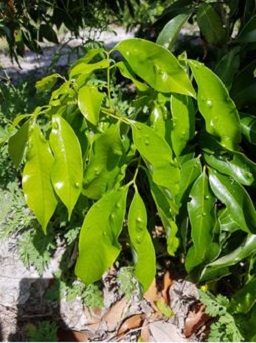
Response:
[128,189,156,291]
[8,119,30,167]
[22,124,57,232]
[188,60,241,150]
[114,38,196,97]
[50,115,83,219]
[78,85,104,125]
[75,187,127,285]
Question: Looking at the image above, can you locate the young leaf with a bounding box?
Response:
[8,119,30,168]
[114,38,196,97]
[69,59,110,79]
[75,187,127,285]
[83,124,126,199]
[132,122,180,202]
[185,171,219,272]
[36,73,61,93]
[156,12,192,51]
[78,85,104,126]
[200,234,256,282]
[209,170,256,233]
[50,115,83,219]
[170,94,196,156]
[22,124,58,232]
[128,189,156,291]
[188,60,241,150]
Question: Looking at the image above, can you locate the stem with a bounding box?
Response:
[126,157,142,190]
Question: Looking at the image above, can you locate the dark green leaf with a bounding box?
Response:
[240,112,256,145]
[156,12,191,51]
[230,277,256,314]
[188,60,241,150]
[170,94,195,156]
[200,234,256,282]
[114,39,196,97]
[39,24,58,44]
[186,171,219,272]
[209,170,256,233]
[75,187,127,285]
[128,189,156,291]
[237,15,256,43]
[197,3,227,45]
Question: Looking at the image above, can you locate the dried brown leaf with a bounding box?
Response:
[117,313,145,337]
[144,278,161,312]
[102,296,129,332]
[184,304,210,338]
[161,271,173,304]
[149,320,188,342]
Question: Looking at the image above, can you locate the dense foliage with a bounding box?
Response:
[1,0,256,341]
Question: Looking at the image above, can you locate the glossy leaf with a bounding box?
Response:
[78,85,104,125]
[237,15,256,43]
[114,38,196,97]
[83,124,125,199]
[128,189,156,291]
[240,112,256,145]
[22,124,57,232]
[188,60,241,150]
[149,102,169,141]
[75,187,127,285]
[156,12,191,51]
[186,171,219,272]
[36,73,60,93]
[132,122,180,202]
[197,3,226,45]
[204,149,256,186]
[50,115,83,219]
[170,94,195,156]
[209,170,256,233]
[200,234,256,282]
[116,61,149,92]
[176,157,202,205]
[8,119,30,167]
[150,179,179,255]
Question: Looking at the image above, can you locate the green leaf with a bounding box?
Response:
[156,12,191,51]
[128,189,156,291]
[116,61,149,92]
[240,112,256,145]
[230,277,256,314]
[149,179,179,255]
[237,15,256,43]
[170,94,195,156]
[69,59,109,78]
[209,170,256,233]
[69,48,106,77]
[78,85,104,126]
[200,234,256,282]
[75,187,127,285]
[204,147,256,186]
[50,115,83,220]
[185,171,219,272]
[132,122,180,203]
[114,38,196,97]
[177,157,202,205]
[8,119,30,168]
[22,124,58,232]
[39,24,58,44]
[197,3,227,45]
[149,102,169,140]
[83,124,126,200]
[36,74,61,93]
[214,47,240,90]
[188,60,241,150]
